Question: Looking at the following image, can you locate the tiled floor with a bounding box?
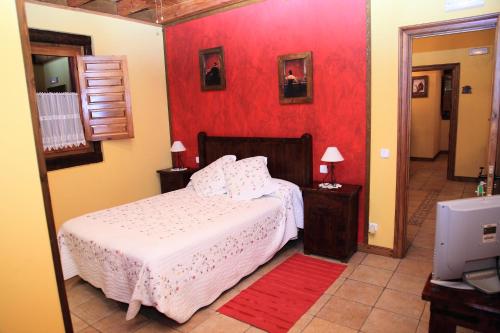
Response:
[65,154,478,333]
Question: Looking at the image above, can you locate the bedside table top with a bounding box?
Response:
[302,182,361,196]
[157,168,197,174]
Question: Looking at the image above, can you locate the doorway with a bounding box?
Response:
[394,14,500,258]
[410,63,459,180]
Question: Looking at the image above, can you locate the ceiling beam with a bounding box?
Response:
[67,0,94,6]
[159,0,248,24]
[117,0,155,16]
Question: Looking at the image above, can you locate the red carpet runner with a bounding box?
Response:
[218,253,346,333]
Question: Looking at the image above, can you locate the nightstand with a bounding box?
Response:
[157,168,196,193]
[302,182,361,262]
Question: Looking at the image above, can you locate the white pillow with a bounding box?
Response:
[223,156,278,201]
[190,155,236,196]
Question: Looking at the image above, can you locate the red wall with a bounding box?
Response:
[165,0,367,241]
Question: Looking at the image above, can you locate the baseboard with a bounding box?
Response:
[410,150,442,161]
[450,175,477,182]
[357,243,394,257]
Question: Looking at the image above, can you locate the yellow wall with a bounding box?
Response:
[370,0,500,248]
[0,2,64,332]
[410,70,442,159]
[26,3,171,229]
[413,30,495,177]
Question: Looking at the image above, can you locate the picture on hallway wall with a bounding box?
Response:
[199,46,226,91]
[412,75,428,98]
[278,51,312,104]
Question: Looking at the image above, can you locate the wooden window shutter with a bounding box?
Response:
[77,55,134,140]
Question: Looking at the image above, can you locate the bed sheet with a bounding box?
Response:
[58,179,301,323]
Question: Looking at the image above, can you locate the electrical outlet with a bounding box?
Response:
[320,165,328,174]
[195,156,199,164]
[369,222,378,234]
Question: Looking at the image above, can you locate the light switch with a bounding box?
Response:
[195,156,199,164]
[320,165,328,174]
[380,148,390,159]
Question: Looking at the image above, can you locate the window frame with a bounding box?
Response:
[29,28,103,171]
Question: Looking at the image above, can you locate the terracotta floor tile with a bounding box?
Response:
[71,313,88,332]
[76,327,100,333]
[416,320,429,333]
[396,258,432,279]
[316,295,371,330]
[306,293,331,315]
[340,263,357,278]
[335,279,383,306]
[190,314,249,333]
[245,326,267,333]
[234,271,263,291]
[134,321,179,333]
[361,308,419,333]
[209,289,240,310]
[348,251,367,264]
[421,301,430,322]
[407,225,420,239]
[375,289,425,319]
[174,308,216,332]
[412,234,435,249]
[65,276,83,291]
[302,317,357,333]
[67,282,101,310]
[405,246,434,263]
[387,271,427,295]
[324,277,346,295]
[93,311,149,333]
[361,254,400,271]
[349,264,393,287]
[287,313,314,333]
[71,296,120,325]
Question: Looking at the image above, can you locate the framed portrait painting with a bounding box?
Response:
[278,51,312,104]
[199,46,226,91]
[412,75,428,98]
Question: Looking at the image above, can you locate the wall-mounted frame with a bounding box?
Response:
[412,75,428,98]
[199,46,226,91]
[278,51,312,104]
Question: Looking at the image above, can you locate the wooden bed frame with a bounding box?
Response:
[198,132,313,188]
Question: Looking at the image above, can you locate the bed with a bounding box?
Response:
[58,132,312,323]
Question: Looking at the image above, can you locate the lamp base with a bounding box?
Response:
[171,167,187,172]
[318,182,342,189]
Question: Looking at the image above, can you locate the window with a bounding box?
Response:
[29,29,134,171]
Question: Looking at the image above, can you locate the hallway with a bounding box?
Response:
[407,153,477,248]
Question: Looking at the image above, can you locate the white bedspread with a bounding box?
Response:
[58,179,302,323]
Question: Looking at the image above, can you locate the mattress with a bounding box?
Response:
[58,179,302,323]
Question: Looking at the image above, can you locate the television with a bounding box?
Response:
[433,195,500,284]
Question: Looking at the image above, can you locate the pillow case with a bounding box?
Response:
[190,155,236,196]
[223,156,278,201]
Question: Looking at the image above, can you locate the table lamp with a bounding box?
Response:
[321,147,344,187]
[171,140,187,171]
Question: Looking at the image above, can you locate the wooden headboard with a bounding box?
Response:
[198,132,313,188]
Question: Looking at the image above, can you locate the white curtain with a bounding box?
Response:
[36,93,86,151]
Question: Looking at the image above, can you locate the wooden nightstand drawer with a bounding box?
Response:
[302,182,361,262]
[157,168,196,193]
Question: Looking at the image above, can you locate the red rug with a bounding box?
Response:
[217,253,346,333]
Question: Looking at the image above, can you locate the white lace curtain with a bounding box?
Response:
[36,93,86,151]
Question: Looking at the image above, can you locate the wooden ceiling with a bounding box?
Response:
[33,0,258,25]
